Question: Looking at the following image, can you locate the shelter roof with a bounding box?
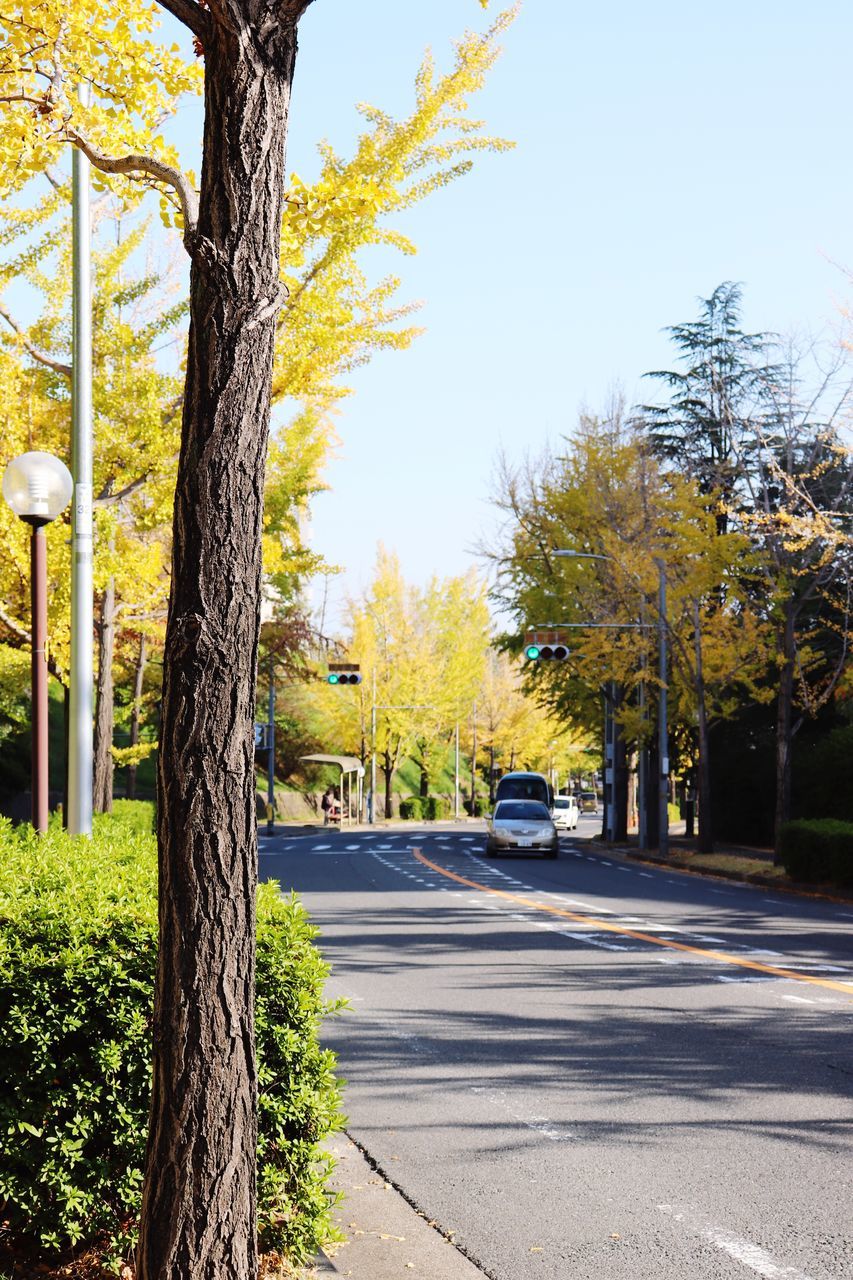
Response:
[300,754,365,776]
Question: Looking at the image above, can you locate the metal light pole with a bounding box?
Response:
[370,668,377,824]
[3,452,73,834]
[454,722,460,819]
[655,557,669,859]
[69,86,94,836]
[267,658,275,836]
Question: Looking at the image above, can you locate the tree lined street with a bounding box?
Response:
[262,822,853,1280]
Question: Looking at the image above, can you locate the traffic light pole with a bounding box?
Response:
[454,723,460,819]
[267,659,275,836]
[370,670,377,825]
[656,558,669,859]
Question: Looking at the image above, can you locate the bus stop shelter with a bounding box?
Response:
[300,754,365,828]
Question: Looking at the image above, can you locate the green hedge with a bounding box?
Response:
[399,796,423,820]
[423,795,449,821]
[778,818,853,886]
[0,803,344,1270]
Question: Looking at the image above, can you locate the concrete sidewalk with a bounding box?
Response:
[311,1132,488,1280]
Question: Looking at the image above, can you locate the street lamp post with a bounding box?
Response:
[553,549,669,855]
[2,452,73,833]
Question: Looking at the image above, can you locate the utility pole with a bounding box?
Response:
[266,658,275,836]
[68,85,93,836]
[470,702,477,812]
[370,667,377,825]
[656,558,669,858]
[454,722,460,819]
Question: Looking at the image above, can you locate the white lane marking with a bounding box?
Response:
[658,1204,815,1279]
[345,844,360,850]
[782,994,817,1006]
[312,844,331,850]
[556,897,616,914]
[715,975,779,985]
[559,931,631,952]
[470,1085,574,1142]
[638,872,654,878]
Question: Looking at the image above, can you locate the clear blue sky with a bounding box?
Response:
[166,1,853,623]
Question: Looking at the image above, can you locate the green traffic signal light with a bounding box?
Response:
[327,673,339,685]
[525,644,540,660]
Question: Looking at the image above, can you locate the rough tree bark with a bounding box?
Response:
[93,576,116,814]
[135,3,313,1277]
[126,631,148,801]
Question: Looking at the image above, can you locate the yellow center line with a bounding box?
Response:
[412,848,853,999]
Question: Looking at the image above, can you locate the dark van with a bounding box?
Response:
[494,771,553,813]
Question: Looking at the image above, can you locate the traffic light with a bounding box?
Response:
[524,632,569,661]
[327,663,362,685]
[530,643,569,661]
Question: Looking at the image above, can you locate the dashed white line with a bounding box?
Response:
[658,1203,816,1279]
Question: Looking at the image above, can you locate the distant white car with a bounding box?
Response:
[552,795,579,831]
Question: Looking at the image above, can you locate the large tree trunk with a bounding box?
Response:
[136,14,300,1280]
[126,631,148,801]
[773,601,797,863]
[92,575,116,814]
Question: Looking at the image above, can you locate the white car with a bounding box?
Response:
[485,800,558,858]
[552,795,579,831]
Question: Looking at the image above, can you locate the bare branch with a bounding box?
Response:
[154,0,211,38]
[94,474,151,507]
[0,303,72,376]
[68,131,199,246]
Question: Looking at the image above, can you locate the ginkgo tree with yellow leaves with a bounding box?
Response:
[490,407,774,854]
[1,2,511,1275]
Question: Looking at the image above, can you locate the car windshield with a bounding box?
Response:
[581,792,596,800]
[494,801,550,821]
[553,798,571,809]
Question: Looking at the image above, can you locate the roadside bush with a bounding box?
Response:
[0,804,344,1269]
[423,795,449,821]
[778,818,853,886]
[399,796,423,820]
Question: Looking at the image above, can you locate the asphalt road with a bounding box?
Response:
[259,819,853,1280]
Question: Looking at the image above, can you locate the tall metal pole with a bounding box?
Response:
[656,558,669,858]
[370,668,377,825]
[638,675,648,850]
[638,600,648,851]
[31,526,49,834]
[266,660,275,836]
[470,701,477,812]
[68,86,94,836]
[454,722,460,820]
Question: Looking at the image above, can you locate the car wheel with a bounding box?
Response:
[484,841,495,856]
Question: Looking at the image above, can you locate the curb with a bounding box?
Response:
[313,1131,492,1280]
[614,845,853,907]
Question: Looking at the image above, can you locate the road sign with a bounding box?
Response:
[254,723,268,749]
